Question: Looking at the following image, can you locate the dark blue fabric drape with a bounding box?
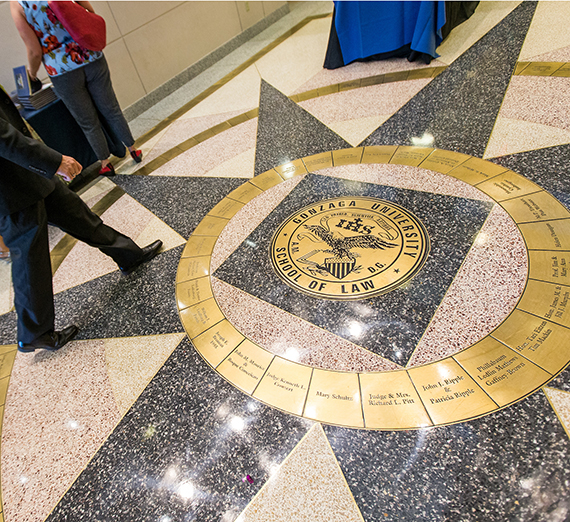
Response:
[333,1,446,64]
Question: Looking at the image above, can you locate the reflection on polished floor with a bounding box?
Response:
[1,1,570,521]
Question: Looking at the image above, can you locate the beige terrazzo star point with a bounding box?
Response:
[150,119,258,178]
[52,194,184,294]
[203,148,256,179]
[484,117,570,159]
[181,65,262,119]
[544,387,570,440]
[327,115,391,146]
[519,1,570,61]
[436,1,521,65]
[298,79,432,128]
[255,17,333,95]
[236,424,364,522]
[2,339,121,522]
[104,333,186,415]
[0,262,13,316]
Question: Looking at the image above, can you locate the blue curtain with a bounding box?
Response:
[334,1,446,64]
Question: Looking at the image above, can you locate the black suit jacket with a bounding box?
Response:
[0,87,62,216]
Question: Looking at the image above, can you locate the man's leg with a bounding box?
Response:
[44,179,144,268]
[0,203,55,344]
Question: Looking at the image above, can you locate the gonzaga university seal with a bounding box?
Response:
[270,197,430,300]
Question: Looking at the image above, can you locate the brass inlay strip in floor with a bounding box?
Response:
[11,16,562,518]
[132,109,259,177]
[129,55,568,179]
[130,66,445,177]
[6,30,568,516]
[124,16,455,178]
[177,145,570,430]
[514,61,570,77]
[119,57,562,175]
[289,66,446,103]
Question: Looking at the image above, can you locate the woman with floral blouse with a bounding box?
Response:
[11,0,142,176]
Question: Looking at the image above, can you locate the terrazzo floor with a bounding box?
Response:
[1,2,570,521]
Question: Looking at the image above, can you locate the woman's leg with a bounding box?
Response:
[50,66,110,161]
[83,56,136,149]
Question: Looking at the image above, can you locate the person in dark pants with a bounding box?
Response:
[0,87,162,353]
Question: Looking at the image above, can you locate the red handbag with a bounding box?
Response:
[48,1,106,52]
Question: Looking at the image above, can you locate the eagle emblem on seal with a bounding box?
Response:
[296,216,398,279]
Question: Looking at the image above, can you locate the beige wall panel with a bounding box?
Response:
[91,1,122,44]
[103,39,147,109]
[263,1,287,16]
[108,1,183,36]
[124,2,242,93]
[236,1,265,31]
[0,2,35,89]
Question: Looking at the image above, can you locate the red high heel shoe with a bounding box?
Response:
[99,163,115,176]
[130,149,143,163]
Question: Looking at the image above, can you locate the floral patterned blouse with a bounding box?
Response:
[18,0,102,77]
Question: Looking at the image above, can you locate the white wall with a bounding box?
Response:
[0,1,286,109]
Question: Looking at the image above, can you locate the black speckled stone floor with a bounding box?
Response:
[2,2,570,522]
[47,339,312,522]
[362,1,536,157]
[254,80,350,175]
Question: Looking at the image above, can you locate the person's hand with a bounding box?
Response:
[56,155,82,182]
[29,75,42,94]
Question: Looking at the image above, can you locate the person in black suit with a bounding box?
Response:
[0,87,162,353]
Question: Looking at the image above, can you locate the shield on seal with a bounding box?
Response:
[324,256,356,279]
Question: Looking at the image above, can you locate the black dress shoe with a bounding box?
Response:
[119,240,163,275]
[18,325,79,353]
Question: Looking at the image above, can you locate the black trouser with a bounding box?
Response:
[0,179,143,343]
